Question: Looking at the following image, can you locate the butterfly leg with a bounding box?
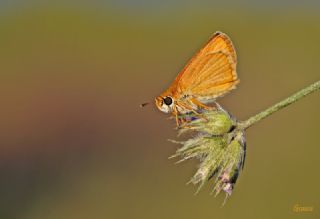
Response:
[171,103,194,129]
[190,98,215,111]
[173,106,182,128]
[177,101,209,124]
[187,98,214,122]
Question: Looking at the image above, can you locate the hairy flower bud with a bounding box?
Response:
[170,109,246,200]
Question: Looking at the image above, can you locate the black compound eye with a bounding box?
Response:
[163,96,173,105]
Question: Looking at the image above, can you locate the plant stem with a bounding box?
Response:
[238,80,320,130]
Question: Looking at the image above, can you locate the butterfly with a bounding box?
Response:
[154,31,239,126]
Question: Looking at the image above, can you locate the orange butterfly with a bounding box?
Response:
[155,31,239,126]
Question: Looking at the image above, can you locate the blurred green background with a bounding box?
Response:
[0,1,319,219]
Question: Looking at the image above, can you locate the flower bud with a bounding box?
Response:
[170,108,246,200]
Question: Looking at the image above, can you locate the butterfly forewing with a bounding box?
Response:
[172,32,238,100]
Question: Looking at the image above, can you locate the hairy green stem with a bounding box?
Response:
[238,80,320,130]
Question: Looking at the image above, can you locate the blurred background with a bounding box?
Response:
[0,1,319,218]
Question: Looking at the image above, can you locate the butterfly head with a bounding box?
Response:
[155,95,175,113]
